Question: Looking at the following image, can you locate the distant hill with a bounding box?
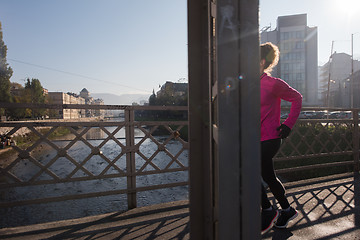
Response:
[91,93,149,105]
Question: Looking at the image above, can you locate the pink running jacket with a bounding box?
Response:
[261,73,303,141]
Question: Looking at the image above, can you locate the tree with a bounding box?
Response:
[7,83,25,120]
[24,78,45,103]
[149,89,156,105]
[144,84,188,120]
[0,21,13,116]
[23,78,46,118]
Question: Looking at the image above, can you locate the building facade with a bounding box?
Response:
[327,69,360,108]
[319,52,360,107]
[261,14,318,106]
[48,92,85,119]
[79,88,104,117]
[156,81,188,98]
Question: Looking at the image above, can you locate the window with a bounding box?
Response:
[283,73,289,81]
[284,63,289,70]
[296,73,303,80]
[283,53,290,60]
[283,42,289,50]
[296,31,304,39]
[281,32,289,40]
[296,41,304,49]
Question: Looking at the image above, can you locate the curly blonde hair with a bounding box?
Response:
[260,42,280,73]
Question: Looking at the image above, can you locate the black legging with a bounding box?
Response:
[261,138,290,210]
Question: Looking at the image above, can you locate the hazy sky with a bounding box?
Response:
[260,0,360,65]
[0,0,359,96]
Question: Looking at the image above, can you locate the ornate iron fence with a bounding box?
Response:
[0,104,188,210]
[275,108,360,178]
[1,104,359,212]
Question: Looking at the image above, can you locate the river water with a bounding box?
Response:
[0,123,189,228]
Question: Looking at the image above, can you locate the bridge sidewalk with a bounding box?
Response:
[0,201,190,240]
[0,173,359,240]
[263,173,360,240]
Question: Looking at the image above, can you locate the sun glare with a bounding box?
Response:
[334,0,360,16]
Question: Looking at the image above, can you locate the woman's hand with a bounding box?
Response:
[277,124,291,139]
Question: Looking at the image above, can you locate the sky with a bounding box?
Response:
[0,0,188,96]
[260,0,360,65]
[0,0,360,96]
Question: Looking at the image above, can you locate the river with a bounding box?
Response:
[0,122,189,228]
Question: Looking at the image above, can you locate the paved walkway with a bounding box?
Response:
[262,173,360,240]
[0,201,190,240]
[0,173,359,240]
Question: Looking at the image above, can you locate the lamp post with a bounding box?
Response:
[351,33,354,108]
[327,41,335,108]
[351,32,359,108]
[328,79,336,108]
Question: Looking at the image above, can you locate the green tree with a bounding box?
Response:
[144,84,188,120]
[24,78,45,103]
[7,83,26,119]
[0,22,13,116]
[23,78,46,118]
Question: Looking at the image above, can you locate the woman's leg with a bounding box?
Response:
[261,139,290,210]
[261,182,272,209]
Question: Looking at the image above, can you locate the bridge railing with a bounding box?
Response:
[0,103,188,211]
[1,104,359,214]
[275,107,360,181]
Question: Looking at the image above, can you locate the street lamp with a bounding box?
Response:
[328,80,337,107]
[351,34,354,108]
[351,32,359,108]
[327,41,335,108]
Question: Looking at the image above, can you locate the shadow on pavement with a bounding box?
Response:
[0,201,190,240]
[263,173,359,240]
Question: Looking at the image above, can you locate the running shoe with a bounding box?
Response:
[274,207,298,228]
[262,207,279,234]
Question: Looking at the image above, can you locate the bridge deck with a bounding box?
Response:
[0,173,359,240]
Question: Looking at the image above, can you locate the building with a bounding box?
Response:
[319,52,360,107]
[48,92,85,119]
[48,89,104,119]
[93,98,105,117]
[352,70,360,108]
[80,88,91,102]
[327,69,360,108]
[261,13,318,106]
[79,88,104,117]
[156,81,188,97]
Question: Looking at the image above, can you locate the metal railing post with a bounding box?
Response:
[353,109,360,172]
[125,107,137,209]
[353,109,360,227]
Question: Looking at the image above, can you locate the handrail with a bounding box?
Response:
[1,104,359,211]
[0,102,188,111]
[275,108,360,178]
[0,104,189,210]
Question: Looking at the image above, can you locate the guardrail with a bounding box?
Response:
[1,104,359,214]
[0,103,188,211]
[275,107,360,179]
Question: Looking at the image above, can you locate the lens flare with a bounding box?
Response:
[334,0,360,16]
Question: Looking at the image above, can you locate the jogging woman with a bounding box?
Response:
[260,42,302,234]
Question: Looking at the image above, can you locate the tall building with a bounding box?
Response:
[319,53,360,107]
[261,14,318,106]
